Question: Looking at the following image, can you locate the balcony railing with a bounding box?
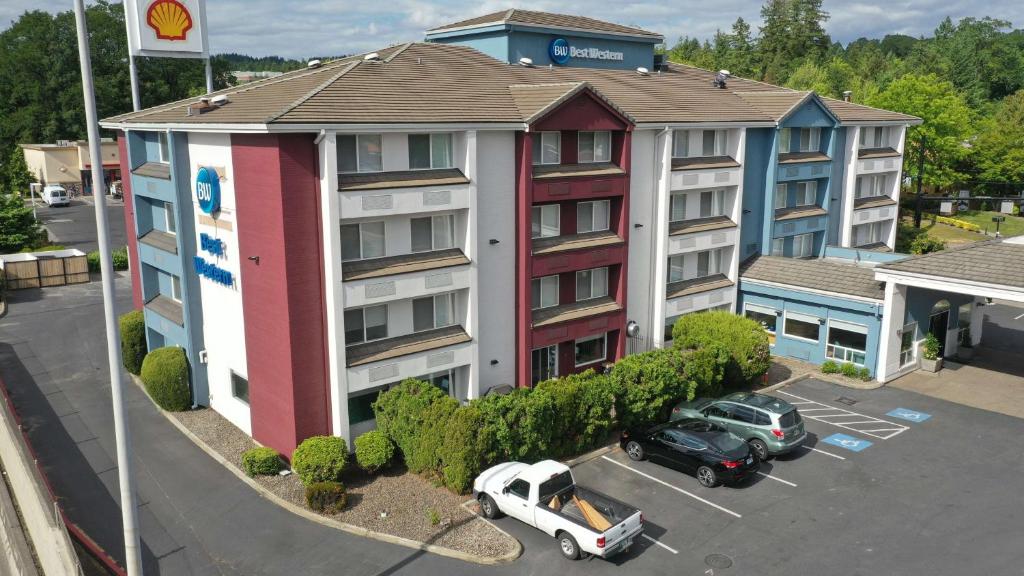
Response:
[532,230,623,256]
[778,151,830,164]
[666,274,733,299]
[669,215,736,236]
[338,168,469,191]
[670,156,740,171]
[853,196,897,210]
[345,325,470,368]
[145,294,183,326]
[856,147,900,159]
[132,162,171,180]
[774,206,827,221]
[531,296,621,328]
[342,248,469,282]
[532,163,624,180]
[138,229,177,254]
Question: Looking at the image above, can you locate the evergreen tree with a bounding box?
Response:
[0,191,41,253]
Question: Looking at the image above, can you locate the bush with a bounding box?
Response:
[682,343,730,398]
[840,363,859,378]
[354,430,394,473]
[536,370,616,458]
[119,310,146,375]
[139,346,190,411]
[87,250,101,272]
[242,447,283,477]
[476,388,556,464]
[672,311,771,387]
[439,405,486,493]
[857,367,872,381]
[292,436,347,486]
[304,481,346,513]
[821,360,840,374]
[909,234,946,255]
[20,244,65,253]
[373,379,449,461]
[610,348,692,429]
[406,396,459,474]
[922,333,941,360]
[112,246,129,270]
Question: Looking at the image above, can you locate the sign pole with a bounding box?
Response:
[73,1,144,574]
[121,2,141,111]
[204,58,214,94]
[200,0,213,93]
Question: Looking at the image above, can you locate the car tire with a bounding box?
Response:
[749,439,769,461]
[557,531,581,560]
[625,441,645,461]
[479,494,501,519]
[696,465,718,488]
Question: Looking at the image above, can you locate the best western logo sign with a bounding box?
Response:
[548,38,624,65]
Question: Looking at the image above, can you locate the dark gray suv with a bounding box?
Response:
[670,392,806,460]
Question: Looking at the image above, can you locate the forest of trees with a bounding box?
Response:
[666,0,1024,194]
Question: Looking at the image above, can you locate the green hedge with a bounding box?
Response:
[119,310,146,375]
[305,481,346,513]
[139,346,190,411]
[438,405,485,493]
[672,311,771,387]
[291,436,347,486]
[373,379,449,462]
[354,430,393,473]
[610,348,693,429]
[87,247,129,273]
[242,447,283,477]
[535,370,616,458]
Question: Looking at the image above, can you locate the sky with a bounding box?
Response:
[1,0,1018,60]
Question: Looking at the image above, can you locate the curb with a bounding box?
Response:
[763,372,885,392]
[564,442,618,468]
[128,375,522,566]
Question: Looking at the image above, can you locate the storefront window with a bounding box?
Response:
[825,320,868,365]
[784,312,820,342]
[745,304,777,346]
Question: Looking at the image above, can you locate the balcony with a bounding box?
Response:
[666,274,733,300]
[532,234,625,276]
[857,147,900,159]
[853,196,897,210]
[532,230,623,256]
[132,162,171,180]
[671,156,740,171]
[778,152,830,164]
[669,216,736,236]
[531,164,627,203]
[532,163,624,180]
[338,168,468,191]
[145,294,183,326]
[345,325,471,368]
[532,296,621,329]
[342,249,469,282]
[138,229,177,254]
[775,206,828,221]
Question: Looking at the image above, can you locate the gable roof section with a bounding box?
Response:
[741,255,885,301]
[734,90,839,125]
[877,240,1024,289]
[428,9,662,39]
[820,97,921,124]
[509,82,635,125]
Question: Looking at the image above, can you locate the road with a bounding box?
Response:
[31,196,126,253]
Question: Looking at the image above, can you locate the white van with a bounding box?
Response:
[42,185,70,207]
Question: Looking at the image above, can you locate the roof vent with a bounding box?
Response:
[211,94,229,106]
[363,52,381,62]
[188,97,215,116]
[518,57,534,67]
[714,69,731,89]
[636,66,649,76]
[842,90,853,102]
[307,59,322,69]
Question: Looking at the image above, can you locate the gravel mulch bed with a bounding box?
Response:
[172,408,518,560]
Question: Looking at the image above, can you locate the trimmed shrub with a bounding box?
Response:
[112,246,129,270]
[610,347,693,429]
[119,310,147,375]
[20,244,65,253]
[536,370,616,458]
[292,436,347,486]
[304,481,346,513]
[242,447,283,477]
[672,311,771,387]
[476,388,557,464]
[373,379,448,461]
[354,430,394,473]
[406,396,460,474]
[139,346,190,411]
[910,234,946,255]
[682,343,730,398]
[821,360,840,374]
[439,405,486,493]
[87,250,101,272]
[840,363,859,378]
[857,367,872,381]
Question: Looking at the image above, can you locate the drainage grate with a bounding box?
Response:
[705,554,734,569]
[836,396,858,406]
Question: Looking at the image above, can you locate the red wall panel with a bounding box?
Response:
[118,135,143,310]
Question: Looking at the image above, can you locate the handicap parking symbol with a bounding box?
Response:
[822,433,873,452]
[886,408,932,423]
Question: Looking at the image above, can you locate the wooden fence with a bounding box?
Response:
[0,250,90,290]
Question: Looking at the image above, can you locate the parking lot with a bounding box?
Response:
[488,378,1024,575]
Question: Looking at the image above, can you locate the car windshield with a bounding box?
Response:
[538,471,574,504]
[779,409,802,428]
[706,432,746,453]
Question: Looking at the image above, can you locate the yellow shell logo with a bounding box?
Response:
[146,0,193,41]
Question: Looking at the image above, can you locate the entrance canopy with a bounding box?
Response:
[875,239,1024,302]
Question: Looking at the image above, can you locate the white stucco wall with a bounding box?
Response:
[187,133,251,435]
[625,129,659,345]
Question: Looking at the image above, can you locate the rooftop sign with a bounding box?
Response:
[548,38,624,65]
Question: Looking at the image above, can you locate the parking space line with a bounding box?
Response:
[600,456,743,518]
[801,445,846,460]
[777,390,909,439]
[1013,311,1024,320]
[755,471,797,487]
[641,533,679,554]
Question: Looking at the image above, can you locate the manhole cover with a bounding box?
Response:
[836,396,858,406]
[705,554,733,569]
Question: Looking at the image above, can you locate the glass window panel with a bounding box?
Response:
[541,205,559,237]
[578,131,595,163]
[171,275,181,301]
[702,130,716,156]
[771,238,785,256]
[775,183,787,210]
[784,316,820,341]
[344,309,364,344]
[794,233,813,257]
[433,215,453,249]
[435,294,453,327]
[673,130,689,157]
[361,221,385,258]
[745,308,777,333]
[668,255,684,282]
[431,133,452,168]
[799,128,811,151]
[700,191,713,218]
[542,132,560,164]
[828,326,867,352]
[664,314,681,342]
[594,131,611,162]
[531,133,542,165]
[575,334,606,366]
[408,134,431,169]
[810,128,820,151]
[592,200,610,231]
[165,203,176,234]
[576,269,591,300]
[715,130,728,156]
[532,276,558,309]
[348,391,380,424]
[411,217,432,252]
[357,134,383,172]
[779,128,791,154]
[340,224,361,261]
[413,297,434,332]
[338,135,358,173]
[532,346,558,385]
[697,251,710,277]
[157,132,170,162]
[364,305,388,340]
[231,372,249,404]
[577,202,594,233]
[592,267,608,298]
[669,193,686,221]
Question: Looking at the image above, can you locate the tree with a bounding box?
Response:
[973,90,1024,188]
[758,0,831,82]
[868,74,974,190]
[0,192,42,254]
[3,147,33,196]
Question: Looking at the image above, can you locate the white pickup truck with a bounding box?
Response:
[473,460,643,560]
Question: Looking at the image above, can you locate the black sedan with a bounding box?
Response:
[619,418,760,487]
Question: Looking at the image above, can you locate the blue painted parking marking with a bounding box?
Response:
[822,433,873,452]
[886,408,932,423]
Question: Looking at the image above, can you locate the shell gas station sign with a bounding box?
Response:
[125,0,208,58]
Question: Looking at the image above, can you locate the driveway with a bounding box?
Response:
[31,196,126,253]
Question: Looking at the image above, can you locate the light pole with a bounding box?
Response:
[72,1,143,574]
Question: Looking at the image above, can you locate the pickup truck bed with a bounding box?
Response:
[545,486,638,530]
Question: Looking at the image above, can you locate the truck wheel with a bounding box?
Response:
[479,494,501,519]
[557,532,581,560]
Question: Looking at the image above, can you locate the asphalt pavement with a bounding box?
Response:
[30,196,127,253]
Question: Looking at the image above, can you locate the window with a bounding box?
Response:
[697,248,724,278]
[157,132,170,163]
[576,267,608,301]
[170,275,182,302]
[578,131,611,163]
[796,181,817,206]
[855,174,888,199]
[826,320,868,365]
[340,221,385,261]
[672,130,690,158]
[348,390,380,424]
[344,305,388,344]
[164,202,176,235]
[958,302,972,346]
[702,130,728,157]
[669,192,687,222]
[793,233,813,258]
[413,293,455,332]
[574,333,606,367]
[728,404,757,424]
[408,133,453,170]
[771,238,784,256]
[853,222,885,247]
[417,370,454,396]
[775,183,788,210]
[860,126,889,149]
[338,134,383,173]
[231,371,249,404]
[507,479,531,499]
[798,127,821,152]
[411,214,455,252]
[699,189,726,218]
[664,314,683,342]
[577,200,610,233]
[900,322,917,366]
[703,403,729,418]
[531,132,560,165]
[784,311,820,342]
[531,275,559,309]
[667,254,685,283]
[531,345,558,385]
[744,304,777,346]
[531,204,560,238]
[779,128,791,154]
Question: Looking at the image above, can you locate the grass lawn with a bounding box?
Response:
[921,220,988,245]
[949,210,1024,237]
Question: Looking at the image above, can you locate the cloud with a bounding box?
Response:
[1,0,1020,59]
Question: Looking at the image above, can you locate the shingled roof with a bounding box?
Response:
[877,240,1024,289]
[427,9,663,39]
[741,255,886,301]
